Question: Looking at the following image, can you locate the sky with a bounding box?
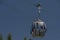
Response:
[0,0,60,40]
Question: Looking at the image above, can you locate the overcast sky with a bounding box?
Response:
[0,0,60,40]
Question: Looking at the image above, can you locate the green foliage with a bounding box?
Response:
[29,38,32,40]
[8,33,12,40]
[0,33,3,40]
[24,36,28,40]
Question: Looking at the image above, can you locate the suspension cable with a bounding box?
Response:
[36,3,41,20]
